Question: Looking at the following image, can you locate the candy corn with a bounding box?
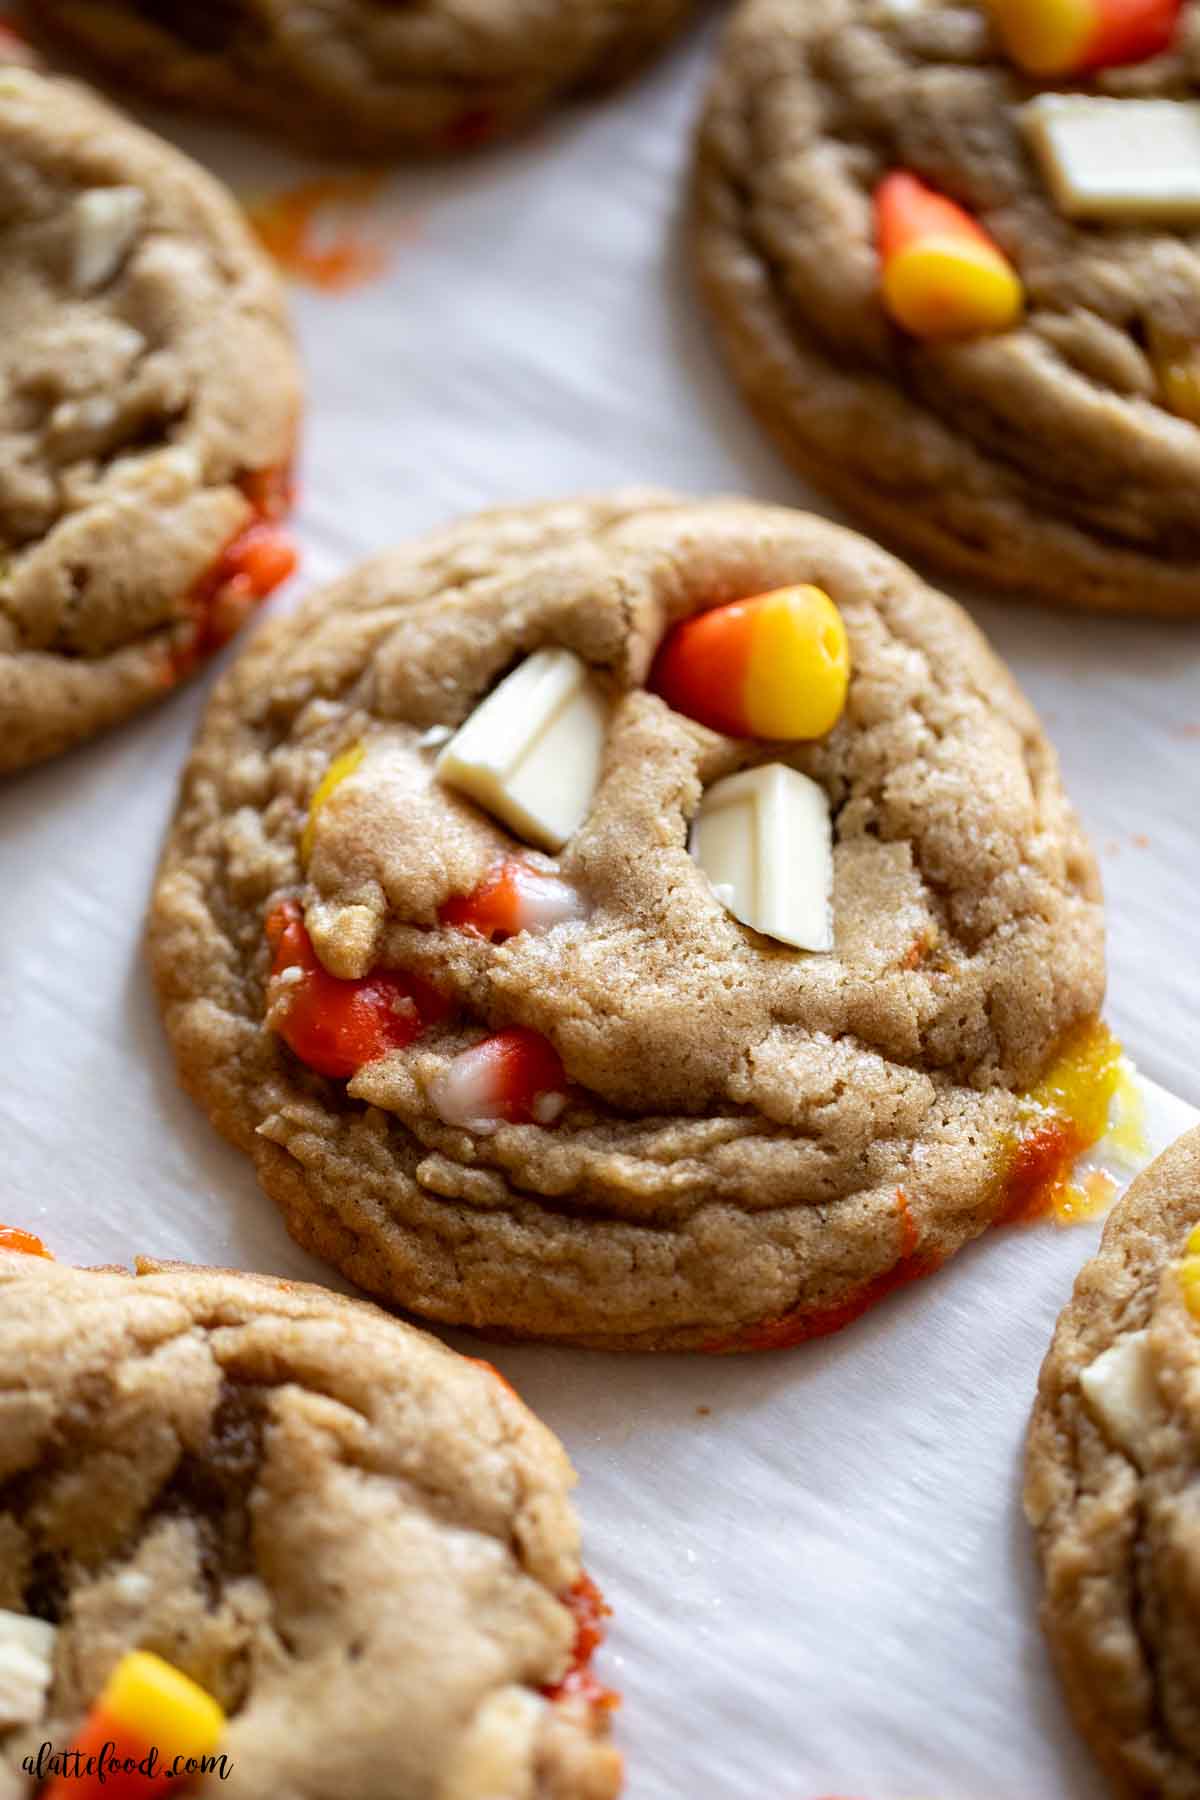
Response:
[0,1225,52,1257]
[875,172,1024,340]
[429,1028,569,1132]
[40,1651,225,1800]
[266,899,448,1079]
[1176,1222,1200,1319]
[986,0,1180,76]
[649,585,849,741]
[300,741,365,862]
[439,860,586,940]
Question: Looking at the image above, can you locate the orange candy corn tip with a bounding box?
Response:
[649,585,850,741]
[986,0,1180,76]
[875,172,1023,341]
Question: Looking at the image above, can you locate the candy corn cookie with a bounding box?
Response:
[0,1253,620,1799]
[694,0,1200,616]
[22,0,697,157]
[1026,1127,1200,1799]
[148,493,1108,1350]
[0,61,299,775]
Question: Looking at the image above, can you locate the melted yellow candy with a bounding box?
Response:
[1152,326,1200,424]
[1002,1021,1127,1224]
[300,742,364,863]
[1055,1167,1119,1227]
[1176,1223,1200,1322]
[1178,1254,1200,1320]
[1106,1057,1149,1166]
[1029,1019,1122,1132]
[986,0,1094,74]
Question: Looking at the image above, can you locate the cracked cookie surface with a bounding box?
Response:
[0,1253,619,1800]
[0,62,299,774]
[693,0,1200,616]
[1026,1128,1200,1800]
[149,491,1105,1351]
[23,0,697,156]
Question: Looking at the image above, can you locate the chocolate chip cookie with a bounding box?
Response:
[1026,1127,1200,1799]
[149,491,1106,1352]
[693,0,1200,616]
[0,62,299,775]
[0,1253,620,1800]
[24,0,697,156]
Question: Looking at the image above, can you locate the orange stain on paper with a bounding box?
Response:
[247,175,396,291]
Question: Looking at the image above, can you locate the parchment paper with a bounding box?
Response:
[3,17,1200,1797]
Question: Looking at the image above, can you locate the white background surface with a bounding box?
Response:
[3,16,1200,1797]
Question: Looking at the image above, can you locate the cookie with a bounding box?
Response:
[0,1252,621,1800]
[1026,1127,1200,1800]
[693,0,1200,617]
[23,0,697,157]
[148,491,1106,1353]
[0,62,300,775]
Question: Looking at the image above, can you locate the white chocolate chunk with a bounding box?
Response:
[71,186,145,292]
[1023,97,1200,223]
[1079,1329,1161,1461]
[0,1611,56,1729]
[436,649,607,853]
[691,763,834,953]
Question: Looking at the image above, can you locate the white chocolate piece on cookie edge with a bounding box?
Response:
[0,1610,56,1729]
[1079,1329,1161,1462]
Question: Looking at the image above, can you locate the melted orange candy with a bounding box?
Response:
[247,177,390,292]
[543,1574,619,1716]
[998,1019,1124,1226]
[704,1190,941,1354]
[705,1019,1132,1354]
[265,900,449,1080]
[1055,1167,1119,1227]
[0,1225,52,1258]
[169,466,297,682]
[440,861,533,941]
